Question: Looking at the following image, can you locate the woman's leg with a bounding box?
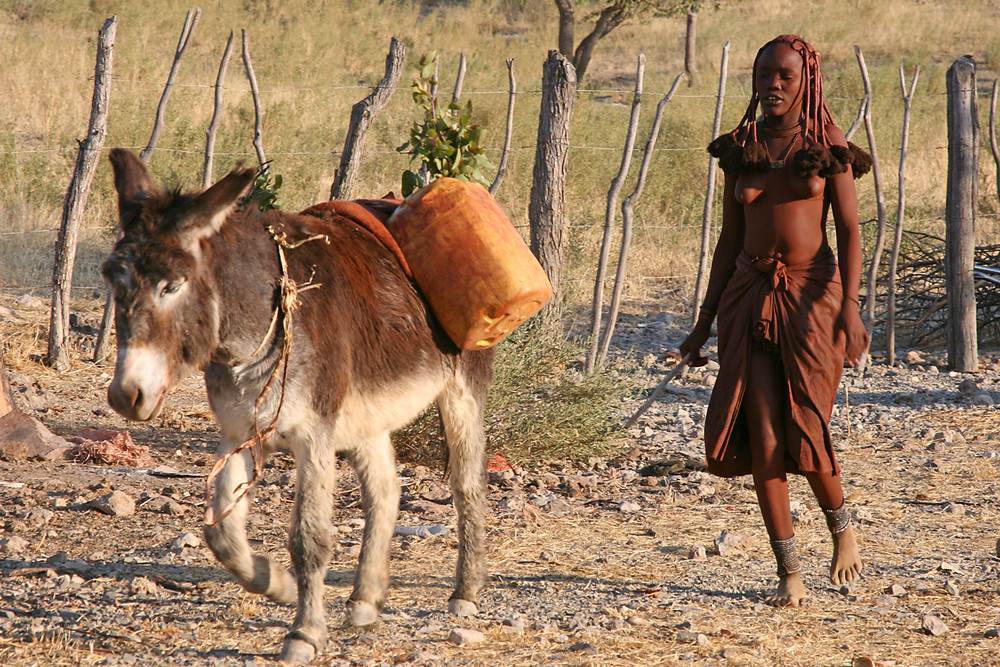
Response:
[803,471,862,585]
[744,348,806,606]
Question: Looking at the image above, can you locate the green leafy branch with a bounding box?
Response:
[396,52,493,197]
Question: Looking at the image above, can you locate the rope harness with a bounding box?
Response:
[203,226,328,527]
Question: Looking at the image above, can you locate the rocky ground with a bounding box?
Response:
[1,295,999,666]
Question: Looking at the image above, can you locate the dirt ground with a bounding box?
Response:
[1,296,999,667]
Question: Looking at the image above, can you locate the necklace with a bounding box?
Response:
[765,131,799,169]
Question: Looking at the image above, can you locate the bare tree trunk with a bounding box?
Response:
[241,30,267,173]
[945,55,979,372]
[586,55,645,374]
[887,65,919,367]
[572,4,628,82]
[451,53,467,105]
[330,37,406,200]
[855,46,888,359]
[529,50,577,315]
[490,58,516,196]
[203,30,235,188]
[692,41,729,326]
[597,73,685,368]
[140,8,200,164]
[48,16,117,371]
[554,0,575,60]
[684,10,698,87]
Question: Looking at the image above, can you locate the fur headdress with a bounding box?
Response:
[708,35,871,180]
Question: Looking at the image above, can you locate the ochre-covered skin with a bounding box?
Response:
[386,178,553,350]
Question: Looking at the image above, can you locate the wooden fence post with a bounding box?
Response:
[203,30,235,188]
[529,50,577,314]
[330,37,406,200]
[855,46,888,358]
[47,16,117,371]
[945,55,979,372]
[139,8,200,164]
[691,41,729,326]
[586,54,645,373]
[887,65,919,366]
[489,58,516,196]
[0,352,13,420]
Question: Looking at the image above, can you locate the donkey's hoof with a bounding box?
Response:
[448,598,479,618]
[346,599,380,626]
[278,636,316,664]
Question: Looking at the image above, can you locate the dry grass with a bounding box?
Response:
[3,0,1000,313]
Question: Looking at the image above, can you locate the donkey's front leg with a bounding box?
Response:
[204,437,296,604]
[280,446,338,664]
[345,432,400,626]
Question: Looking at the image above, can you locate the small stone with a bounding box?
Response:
[619,500,641,513]
[943,581,959,596]
[677,631,708,644]
[568,642,596,654]
[0,535,28,555]
[447,628,484,645]
[26,508,54,527]
[129,576,158,597]
[647,525,672,539]
[887,583,907,597]
[409,651,442,662]
[687,544,707,560]
[985,628,1000,638]
[921,614,949,636]
[626,615,649,626]
[714,530,747,557]
[972,392,994,406]
[957,378,978,396]
[501,616,525,634]
[89,491,135,517]
[170,532,200,550]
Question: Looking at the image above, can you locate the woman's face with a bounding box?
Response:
[755,42,805,120]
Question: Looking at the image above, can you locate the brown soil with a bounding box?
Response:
[1,296,999,667]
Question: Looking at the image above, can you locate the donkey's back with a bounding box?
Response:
[102,149,494,664]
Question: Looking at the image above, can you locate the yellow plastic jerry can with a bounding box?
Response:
[385,178,553,349]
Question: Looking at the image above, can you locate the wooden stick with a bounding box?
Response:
[451,53,467,104]
[489,58,516,196]
[845,96,867,142]
[330,37,406,200]
[140,8,200,164]
[887,65,920,366]
[990,79,1000,205]
[203,30,235,188]
[623,353,691,430]
[241,30,267,173]
[585,54,645,375]
[855,46,887,369]
[691,41,730,326]
[48,17,117,371]
[598,73,685,365]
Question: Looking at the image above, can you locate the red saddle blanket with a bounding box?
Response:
[299,199,410,279]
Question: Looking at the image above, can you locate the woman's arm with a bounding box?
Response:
[680,170,745,365]
[826,124,869,366]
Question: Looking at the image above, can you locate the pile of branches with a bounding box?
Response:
[870,231,1000,349]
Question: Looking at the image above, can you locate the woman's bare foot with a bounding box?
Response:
[764,571,807,607]
[830,524,862,585]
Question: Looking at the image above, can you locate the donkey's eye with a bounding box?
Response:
[159,279,186,298]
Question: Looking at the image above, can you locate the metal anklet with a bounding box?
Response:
[770,536,801,577]
[821,501,852,534]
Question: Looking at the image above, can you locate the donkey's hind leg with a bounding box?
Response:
[203,437,296,605]
[438,353,492,616]
[345,432,400,626]
[280,446,338,664]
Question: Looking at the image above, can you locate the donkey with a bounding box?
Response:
[101,148,494,663]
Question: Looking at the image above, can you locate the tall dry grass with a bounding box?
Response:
[3,0,1000,314]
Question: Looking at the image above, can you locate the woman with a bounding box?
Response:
[681,35,870,607]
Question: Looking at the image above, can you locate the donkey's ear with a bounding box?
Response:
[187,163,258,237]
[109,148,154,223]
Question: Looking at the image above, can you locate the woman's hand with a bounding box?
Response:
[679,320,713,368]
[836,300,869,367]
